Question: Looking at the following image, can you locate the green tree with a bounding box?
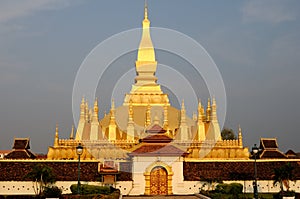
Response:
[221,128,236,140]
[24,163,56,196]
[273,163,295,193]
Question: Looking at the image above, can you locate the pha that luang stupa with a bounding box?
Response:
[47,1,248,163]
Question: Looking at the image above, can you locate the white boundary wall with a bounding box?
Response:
[0,181,133,195]
[1,180,300,195]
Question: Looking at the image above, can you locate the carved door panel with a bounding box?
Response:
[150,166,168,195]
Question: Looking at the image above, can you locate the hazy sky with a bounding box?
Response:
[0,0,299,153]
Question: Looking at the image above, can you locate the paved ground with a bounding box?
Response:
[123,196,199,199]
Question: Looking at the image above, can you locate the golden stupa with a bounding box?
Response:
[47,3,249,161]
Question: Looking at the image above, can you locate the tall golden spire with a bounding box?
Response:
[136,0,155,63]
[135,0,158,86]
[124,1,168,106]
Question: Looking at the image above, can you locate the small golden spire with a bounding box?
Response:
[70,125,74,140]
[181,100,186,124]
[110,99,116,125]
[80,97,85,120]
[85,102,89,121]
[55,124,58,135]
[54,124,59,147]
[212,97,217,121]
[212,97,216,106]
[193,112,197,121]
[238,125,243,146]
[198,99,203,122]
[111,98,115,110]
[207,98,211,121]
[93,98,99,120]
[207,98,211,109]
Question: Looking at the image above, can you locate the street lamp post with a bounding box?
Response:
[76,143,83,195]
[252,144,259,199]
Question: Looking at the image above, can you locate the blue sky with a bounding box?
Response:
[0,0,299,153]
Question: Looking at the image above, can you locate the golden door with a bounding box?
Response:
[150,166,168,195]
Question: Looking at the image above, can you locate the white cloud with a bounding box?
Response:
[242,0,297,24]
[0,0,81,24]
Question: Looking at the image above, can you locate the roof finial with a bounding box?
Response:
[55,124,59,135]
[144,0,148,19]
[54,124,59,147]
[238,124,243,146]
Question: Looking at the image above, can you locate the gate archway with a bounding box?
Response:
[150,166,168,195]
[144,161,173,195]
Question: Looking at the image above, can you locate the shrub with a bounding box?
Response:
[42,185,62,198]
[229,183,243,195]
[215,183,231,194]
[70,184,111,195]
[215,183,243,195]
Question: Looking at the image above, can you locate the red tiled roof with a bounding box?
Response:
[130,144,187,156]
[142,134,173,143]
[286,150,298,158]
[260,138,278,149]
[13,138,30,149]
[5,138,36,159]
[5,150,36,159]
[256,138,287,159]
[146,124,166,134]
[260,150,287,159]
